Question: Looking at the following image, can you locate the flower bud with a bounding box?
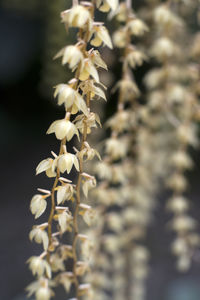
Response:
[30,195,47,219]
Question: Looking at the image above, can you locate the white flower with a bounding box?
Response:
[54,45,83,68]
[29,226,49,250]
[79,59,99,82]
[167,196,189,213]
[59,272,74,292]
[28,256,51,278]
[58,153,79,174]
[30,195,47,219]
[91,25,113,49]
[82,177,96,197]
[170,151,193,169]
[61,5,91,28]
[79,204,96,226]
[57,184,73,204]
[57,210,73,233]
[26,278,54,300]
[150,37,178,60]
[36,158,57,178]
[126,49,147,68]
[154,5,183,28]
[54,84,88,116]
[170,215,196,232]
[47,119,79,141]
[113,29,127,48]
[127,19,148,36]
[36,286,52,300]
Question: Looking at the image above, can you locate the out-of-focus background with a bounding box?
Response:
[1,1,200,300]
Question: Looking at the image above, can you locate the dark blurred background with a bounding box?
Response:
[1,1,200,300]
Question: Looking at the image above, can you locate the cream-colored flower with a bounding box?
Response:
[132,246,149,263]
[29,226,49,250]
[36,158,57,178]
[126,49,147,68]
[90,50,108,70]
[58,153,79,174]
[107,213,122,232]
[154,5,183,28]
[91,25,113,49]
[81,238,93,259]
[54,45,84,69]
[76,261,89,276]
[54,84,88,116]
[113,29,127,48]
[177,255,191,272]
[170,151,193,169]
[114,78,140,101]
[167,196,189,213]
[78,283,91,297]
[167,173,187,192]
[82,176,97,197]
[106,110,130,132]
[50,254,65,272]
[105,137,128,160]
[30,194,47,219]
[79,80,107,101]
[36,285,52,300]
[47,119,79,141]
[79,204,96,226]
[57,184,73,204]
[28,256,51,278]
[172,237,188,256]
[96,0,118,12]
[57,209,73,233]
[150,37,178,61]
[176,124,198,146]
[170,215,196,232]
[59,272,74,292]
[61,5,91,29]
[127,19,148,36]
[79,58,99,82]
[26,278,54,300]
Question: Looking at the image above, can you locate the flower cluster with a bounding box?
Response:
[27,1,113,299]
[143,0,200,272]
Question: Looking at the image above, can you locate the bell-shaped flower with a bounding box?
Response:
[79,204,96,226]
[127,18,148,36]
[90,50,107,70]
[57,184,74,204]
[26,278,55,300]
[55,208,73,233]
[29,225,49,251]
[58,153,79,174]
[113,28,127,48]
[30,194,47,219]
[47,119,79,141]
[82,176,97,197]
[79,59,99,82]
[91,25,113,49]
[58,272,74,293]
[61,5,91,29]
[54,45,83,69]
[36,158,57,178]
[54,84,88,116]
[28,256,51,278]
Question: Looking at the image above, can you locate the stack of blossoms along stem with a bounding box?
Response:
[84,2,157,300]
[145,0,200,272]
[26,0,116,299]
